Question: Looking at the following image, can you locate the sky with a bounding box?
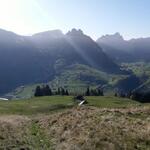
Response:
[0,0,150,40]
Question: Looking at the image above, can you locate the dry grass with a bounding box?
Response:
[0,115,30,126]
[38,106,150,150]
[0,106,150,150]
[0,115,31,149]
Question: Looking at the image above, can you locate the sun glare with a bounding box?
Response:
[0,0,19,21]
[0,0,56,35]
[0,0,25,33]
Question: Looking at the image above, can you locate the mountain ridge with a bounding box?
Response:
[0,28,123,95]
[97,33,150,62]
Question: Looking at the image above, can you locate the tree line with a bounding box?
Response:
[115,90,150,103]
[34,84,150,103]
[85,87,104,96]
[34,85,69,97]
[34,85,104,97]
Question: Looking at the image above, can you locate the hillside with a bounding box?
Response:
[4,61,149,100]
[0,29,54,94]
[0,96,149,149]
[4,64,127,99]
[6,63,148,100]
[122,62,150,93]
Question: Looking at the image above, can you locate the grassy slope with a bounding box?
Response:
[4,62,150,99]
[0,96,149,149]
[122,62,150,76]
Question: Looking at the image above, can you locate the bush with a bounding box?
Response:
[73,95,85,101]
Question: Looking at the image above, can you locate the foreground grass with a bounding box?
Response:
[0,106,149,150]
[0,96,149,149]
[40,106,150,150]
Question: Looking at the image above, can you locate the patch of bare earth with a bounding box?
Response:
[38,106,150,150]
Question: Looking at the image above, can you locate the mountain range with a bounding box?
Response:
[0,28,150,97]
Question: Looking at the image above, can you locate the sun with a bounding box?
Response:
[0,0,22,31]
[0,0,19,17]
[0,0,37,34]
[0,0,55,35]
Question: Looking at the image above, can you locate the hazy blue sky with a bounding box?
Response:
[0,0,150,39]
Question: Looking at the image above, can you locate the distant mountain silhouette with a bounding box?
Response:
[97,33,150,62]
[0,28,122,94]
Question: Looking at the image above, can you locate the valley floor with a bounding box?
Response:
[0,96,149,150]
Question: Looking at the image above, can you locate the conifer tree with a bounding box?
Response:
[34,86,43,97]
[65,89,69,95]
[61,88,65,95]
[57,87,61,95]
[44,85,52,96]
[85,87,90,96]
